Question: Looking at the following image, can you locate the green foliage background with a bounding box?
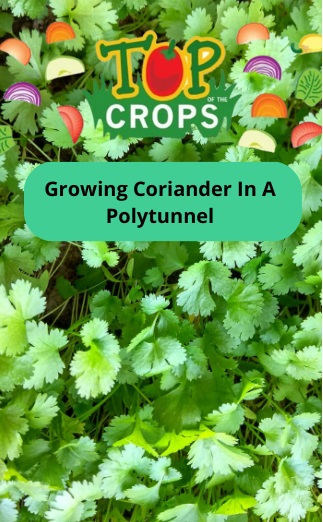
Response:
[0,0,321,521]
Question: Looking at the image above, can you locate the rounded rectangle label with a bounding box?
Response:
[24,162,302,241]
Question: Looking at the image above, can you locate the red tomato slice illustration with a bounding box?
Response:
[291,122,322,148]
[58,106,84,144]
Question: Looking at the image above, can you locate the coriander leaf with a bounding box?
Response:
[56,436,99,472]
[80,100,138,159]
[104,407,161,457]
[14,163,37,191]
[45,478,102,522]
[292,313,322,349]
[124,482,160,507]
[26,394,59,429]
[0,280,45,356]
[141,295,170,315]
[153,382,202,433]
[99,444,151,500]
[156,309,180,338]
[0,12,13,37]
[0,403,29,460]
[260,412,320,460]
[293,221,322,275]
[254,291,279,331]
[177,261,232,317]
[309,0,322,32]
[90,290,122,324]
[216,495,256,515]
[158,503,226,522]
[147,242,188,276]
[82,242,119,268]
[113,0,147,10]
[188,432,254,482]
[184,8,213,40]
[261,224,305,259]
[13,226,60,270]
[212,0,239,36]
[70,318,121,399]
[170,340,208,381]
[200,242,257,268]
[23,321,67,389]
[0,202,24,242]
[0,159,7,184]
[144,267,164,288]
[3,0,46,18]
[205,403,244,434]
[272,346,322,381]
[131,337,186,377]
[149,457,181,483]
[0,354,28,392]
[0,244,34,290]
[149,139,200,162]
[155,426,211,457]
[116,241,150,252]
[255,457,315,522]
[223,282,264,340]
[289,162,322,220]
[258,255,302,295]
[204,320,240,356]
[222,145,261,163]
[0,499,18,522]
[153,375,226,433]
[158,0,217,41]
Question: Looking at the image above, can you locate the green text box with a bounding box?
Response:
[25,162,302,241]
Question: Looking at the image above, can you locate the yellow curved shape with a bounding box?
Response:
[299,34,322,54]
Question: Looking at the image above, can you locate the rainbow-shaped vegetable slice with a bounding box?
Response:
[46,22,76,44]
[244,56,282,80]
[0,38,31,65]
[4,82,42,106]
[252,94,288,118]
[237,23,270,44]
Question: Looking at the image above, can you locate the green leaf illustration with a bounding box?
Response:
[296,68,322,107]
[0,126,15,156]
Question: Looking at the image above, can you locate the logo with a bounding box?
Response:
[84,31,240,139]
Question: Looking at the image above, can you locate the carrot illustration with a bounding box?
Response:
[252,94,288,118]
[46,22,76,44]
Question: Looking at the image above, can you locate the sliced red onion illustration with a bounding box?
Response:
[4,82,42,106]
[243,56,282,80]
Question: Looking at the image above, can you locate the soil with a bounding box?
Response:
[44,241,82,328]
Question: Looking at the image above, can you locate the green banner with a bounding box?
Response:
[25,162,302,241]
[83,74,240,139]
